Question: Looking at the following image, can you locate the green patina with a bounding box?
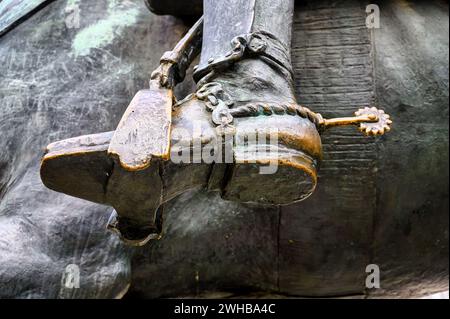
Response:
[71,1,140,57]
[66,0,81,6]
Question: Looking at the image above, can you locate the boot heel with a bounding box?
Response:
[223,144,318,205]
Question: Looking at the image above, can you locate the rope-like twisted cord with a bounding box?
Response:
[229,103,324,129]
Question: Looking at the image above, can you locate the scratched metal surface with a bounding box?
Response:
[0,0,51,36]
[0,0,448,298]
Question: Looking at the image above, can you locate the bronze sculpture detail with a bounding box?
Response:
[40,0,392,246]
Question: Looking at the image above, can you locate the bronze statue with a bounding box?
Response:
[40,0,392,246]
[0,0,448,299]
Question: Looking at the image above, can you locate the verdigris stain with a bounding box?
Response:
[71,2,139,57]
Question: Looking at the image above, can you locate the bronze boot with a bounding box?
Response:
[160,0,325,205]
[40,0,392,246]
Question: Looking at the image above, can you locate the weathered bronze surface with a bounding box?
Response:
[0,0,51,36]
[1,0,447,298]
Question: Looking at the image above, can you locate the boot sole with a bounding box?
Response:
[223,144,318,205]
